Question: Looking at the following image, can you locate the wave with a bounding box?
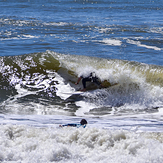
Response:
[0,51,163,115]
[1,124,163,163]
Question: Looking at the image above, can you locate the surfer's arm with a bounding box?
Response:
[59,124,86,128]
[75,77,82,85]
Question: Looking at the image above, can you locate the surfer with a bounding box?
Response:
[59,119,87,128]
[75,72,102,91]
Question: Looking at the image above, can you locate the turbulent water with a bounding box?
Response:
[0,0,163,162]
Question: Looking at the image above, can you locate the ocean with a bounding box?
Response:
[0,0,163,162]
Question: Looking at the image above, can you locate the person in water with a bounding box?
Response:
[59,119,87,128]
[75,72,102,91]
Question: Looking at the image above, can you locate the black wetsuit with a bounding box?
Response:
[61,124,87,128]
[81,73,101,88]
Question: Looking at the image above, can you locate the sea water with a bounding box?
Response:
[0,0,163,162]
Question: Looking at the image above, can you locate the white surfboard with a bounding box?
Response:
[62,91,83,95]
[73,91,84,95]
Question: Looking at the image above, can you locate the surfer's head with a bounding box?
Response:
[80,119,87,125]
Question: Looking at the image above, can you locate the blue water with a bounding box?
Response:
[0,0,162,65]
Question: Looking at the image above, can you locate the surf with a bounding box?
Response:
[0,51,163,116]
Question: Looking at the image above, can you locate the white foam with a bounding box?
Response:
[0,123,163,163]
[55,74,75,100]
[43,22,68,26]
[98,27,112,33]
[1,34,39,41]
[150,27,163,34]
[127,39,162,51]
[75,101,97,116]
[22,34,39,38]
[101,38,122,46]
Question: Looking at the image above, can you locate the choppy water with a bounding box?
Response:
[0,0,163,162]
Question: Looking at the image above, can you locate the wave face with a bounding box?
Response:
[0,51,163,116]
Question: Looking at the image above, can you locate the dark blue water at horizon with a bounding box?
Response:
[0,0,163,65]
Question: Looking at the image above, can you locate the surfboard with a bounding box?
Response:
[62,82,118,97]
[62,91,84,95]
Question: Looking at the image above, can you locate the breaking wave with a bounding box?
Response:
[0,51,163,116]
